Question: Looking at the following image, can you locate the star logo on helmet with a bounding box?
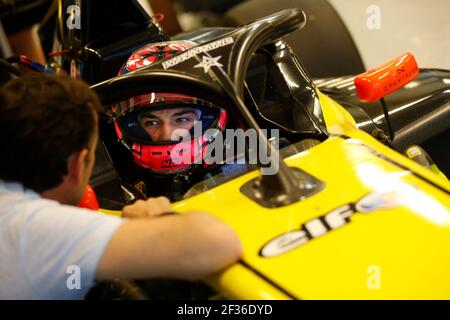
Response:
[194,55,223,73]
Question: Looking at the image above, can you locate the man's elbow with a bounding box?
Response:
[183,212,242,281]
[211,224,242,268]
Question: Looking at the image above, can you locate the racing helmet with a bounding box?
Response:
[113,41,228,174]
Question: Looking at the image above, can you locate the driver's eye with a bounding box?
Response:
[175,117,192,123]
[143,120,159,127]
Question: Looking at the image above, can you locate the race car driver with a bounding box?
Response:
[112,41,236,200]
[0,73,242,299]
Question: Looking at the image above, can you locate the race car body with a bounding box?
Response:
[171,93,450,299]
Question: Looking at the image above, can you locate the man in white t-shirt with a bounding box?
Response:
[0,74,242,299]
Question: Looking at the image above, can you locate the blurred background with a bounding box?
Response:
[1,0,448,78]
[138,0,450,70]
[328,0,450,70]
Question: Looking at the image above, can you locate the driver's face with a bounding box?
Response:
[139,107,200,142]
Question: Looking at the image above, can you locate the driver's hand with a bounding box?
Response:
[122,197,173,219]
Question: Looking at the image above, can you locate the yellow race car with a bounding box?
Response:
[88,9,450,299]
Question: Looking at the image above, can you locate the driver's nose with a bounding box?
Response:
[159,122,175,141]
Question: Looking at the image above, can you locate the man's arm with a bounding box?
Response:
[95,212,242,281]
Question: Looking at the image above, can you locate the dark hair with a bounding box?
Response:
[0,74,102,192]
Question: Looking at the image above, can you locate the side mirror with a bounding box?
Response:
[354,52,419,102]
[78,185,100,211]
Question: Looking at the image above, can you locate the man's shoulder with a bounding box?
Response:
[0,184,62,220]
[0,183,53,225]
[0,182,122,232]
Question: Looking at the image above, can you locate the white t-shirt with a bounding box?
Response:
[0,181,124,299]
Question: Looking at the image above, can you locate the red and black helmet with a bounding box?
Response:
[118,41,194,74]
[113,41,228,174]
